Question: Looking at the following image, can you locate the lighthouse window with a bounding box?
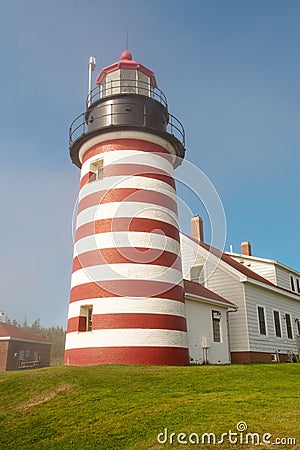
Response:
[89,158,104,182]
[87,306,93,331]
[105,70,121,96]
[137,71,150,96]
[120,69,136,94]
[79,305,93,332]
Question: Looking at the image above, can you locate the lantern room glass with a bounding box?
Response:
[99,69,152,98]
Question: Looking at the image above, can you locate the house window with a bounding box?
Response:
[273,310,281,338]
[296,279,300,294]
[89,158,104,183]
[79,305,93,332]
[18,350,30,362]
[290,276,295,292]
[285,313,293,339]
[212,310,221,342]
[257,306,267,335]
[296,319,300,336]
[34,351,41,362]
[190,265,204,284]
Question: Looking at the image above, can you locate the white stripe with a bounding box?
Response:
[81,150,174,178]
[76,202,178,230]
[78,130,177,164]
[103,150,174,171]
[74,232,180,257]
[65,329,188,349]
[79,176,176,203]
[67,297,186,319]
[70,264,183,288]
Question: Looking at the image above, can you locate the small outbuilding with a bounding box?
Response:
[0,323,52,371]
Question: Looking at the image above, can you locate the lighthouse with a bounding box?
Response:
[64,50,189,366]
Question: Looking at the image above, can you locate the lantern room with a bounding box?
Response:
[95,50,157,98]
[69,50,186,168]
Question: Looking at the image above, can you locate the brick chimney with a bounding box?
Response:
[191,215,204,242]
[241,241,252,256]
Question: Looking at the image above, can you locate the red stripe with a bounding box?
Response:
[80,172,90,189]
[70,280,184,303]
[67,316,87,333]
[77,188,177,215]
[67,313,187,333]
[75,217,180,242]
[72,248,182,272]
[64,346,189,366]
[80,165,176,189]
[81,138,171,164]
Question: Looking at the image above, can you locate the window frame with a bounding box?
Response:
[285,313,293,339]
[89,158,104,183]
[290,276,295,292]
[79,305,93,332]
[212,310,222,343]
[257,305,267,336]
[296,278,300,294]
[296,319,300,336]
[87,306,93,332]
[273,310,282,338]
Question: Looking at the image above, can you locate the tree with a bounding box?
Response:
[22,317,29,331]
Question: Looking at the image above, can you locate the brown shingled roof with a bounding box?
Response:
[184,279,236,308]
[0,323,51,343]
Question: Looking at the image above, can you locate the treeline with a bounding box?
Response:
[5,317,66,365]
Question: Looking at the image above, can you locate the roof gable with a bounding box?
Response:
[226,251,300,278]
[181,232,300,300]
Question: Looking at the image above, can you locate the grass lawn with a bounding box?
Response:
[0,363,299,449]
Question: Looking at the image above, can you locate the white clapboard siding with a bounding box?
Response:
[229,257,277,284]
[181,234,249,352]
[206,267,249,352]
[229,254,300,293]
[275,266,295,291]
[180,234,205,280]
[185,298,230,364]
[244,283,300,354]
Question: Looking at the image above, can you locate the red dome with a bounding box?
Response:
[121,50,132,60]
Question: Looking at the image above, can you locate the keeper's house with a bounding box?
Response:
[0,323,52,371]
[182,216,300,364]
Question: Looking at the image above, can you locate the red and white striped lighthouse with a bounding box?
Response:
[64,51,189,366]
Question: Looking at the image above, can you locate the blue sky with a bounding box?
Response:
[1,0,300,327]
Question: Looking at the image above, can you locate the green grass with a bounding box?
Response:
[0,364,299,449]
